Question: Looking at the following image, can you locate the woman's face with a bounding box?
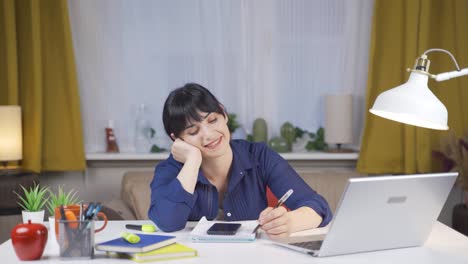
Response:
[179,111,231,159]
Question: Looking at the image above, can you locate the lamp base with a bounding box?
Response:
[325,148,355,153]
[325,143,355,153]
[0,166,23,176]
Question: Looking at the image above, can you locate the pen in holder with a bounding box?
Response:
[58,219,95,259]
[54,203,108,242]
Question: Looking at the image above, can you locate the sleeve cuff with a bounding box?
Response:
[296,200,333,227]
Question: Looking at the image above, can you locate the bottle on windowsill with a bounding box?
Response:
[105,120,120,153]
[134,104,151,153]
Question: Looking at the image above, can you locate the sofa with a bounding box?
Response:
[101,171,153,221]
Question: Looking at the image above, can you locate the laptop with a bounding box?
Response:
[273,172,458,257]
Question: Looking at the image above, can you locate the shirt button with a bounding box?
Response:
[240,172,243,175]
[227,212,232,217]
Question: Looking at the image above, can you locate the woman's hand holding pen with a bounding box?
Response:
[258,206,292,239]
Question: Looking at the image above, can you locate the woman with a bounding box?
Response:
[148,83,332,238]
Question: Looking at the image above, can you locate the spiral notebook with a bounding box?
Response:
[190,217,257,243]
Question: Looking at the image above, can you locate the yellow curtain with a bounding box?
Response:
[358,0,468,174]
[0,0,85,172]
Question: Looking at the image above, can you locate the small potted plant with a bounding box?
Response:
[14,183,49,224]
[46,186,80,237]
[229,113,247,140]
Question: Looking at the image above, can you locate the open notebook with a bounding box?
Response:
[190,217,257,242]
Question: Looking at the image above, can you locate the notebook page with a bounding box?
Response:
[190,217,257,243]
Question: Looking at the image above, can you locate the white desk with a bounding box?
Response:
[1,220,468,263]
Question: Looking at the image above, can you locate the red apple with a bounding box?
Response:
[11,220,48,260]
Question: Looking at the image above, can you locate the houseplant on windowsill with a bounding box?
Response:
[14,183,49,224]
[228,113,248,140]
[433,134,468,235]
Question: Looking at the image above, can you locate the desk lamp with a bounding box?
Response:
[369,48,468,130]
[0,106,23,172]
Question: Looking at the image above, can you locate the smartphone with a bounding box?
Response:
[206,223,242,235]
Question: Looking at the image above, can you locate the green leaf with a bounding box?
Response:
[316,127,325,138]
[46,186,80,216]
[16,195,29,211]
[150,144,166,153]
[14,183,49,212]
[227,113,240,133]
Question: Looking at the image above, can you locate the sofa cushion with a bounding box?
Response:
[121,171,153,220]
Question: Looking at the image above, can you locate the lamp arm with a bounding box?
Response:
[418,49,468,81]
[435,68,468,82]
[422,48,461,71]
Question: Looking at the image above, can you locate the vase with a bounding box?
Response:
[280,122,296,151]
[268,137,289,153]
[292,133,311,152]
[252,118,268,143]
[22,210,45,224]
[135,104,151,153]
[47,216,60,248]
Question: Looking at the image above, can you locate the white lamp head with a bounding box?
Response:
[369,71,448,130]
[368,50,467,130]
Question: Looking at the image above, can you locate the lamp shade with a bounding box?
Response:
[369,72,448,130]
[325,94,353,144]
[0,106,23,161]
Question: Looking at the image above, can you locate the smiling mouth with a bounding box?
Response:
[205,137,222,149]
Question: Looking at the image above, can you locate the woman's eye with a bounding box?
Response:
[209,118,218,123]
[188,130,198,136]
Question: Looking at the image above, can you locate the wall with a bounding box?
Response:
[67,0,374,153]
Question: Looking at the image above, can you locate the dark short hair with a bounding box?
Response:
[162,83,225,139]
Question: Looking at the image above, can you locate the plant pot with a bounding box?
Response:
[47,216,60,248]
[268,137,290,153]
[22,210,44,224]
[452,203,468,236]
[48,216,56,239]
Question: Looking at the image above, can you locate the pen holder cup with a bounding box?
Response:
[54,205,108,241]
[58,219,95,259]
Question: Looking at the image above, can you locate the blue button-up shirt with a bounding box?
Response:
[148,140,332,232]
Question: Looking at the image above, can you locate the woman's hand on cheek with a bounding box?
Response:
[171,138,202,165]
[258,206,291,240]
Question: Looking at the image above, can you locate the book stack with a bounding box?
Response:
[95,234,197,262]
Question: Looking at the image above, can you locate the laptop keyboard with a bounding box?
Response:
[290,240,323,250]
